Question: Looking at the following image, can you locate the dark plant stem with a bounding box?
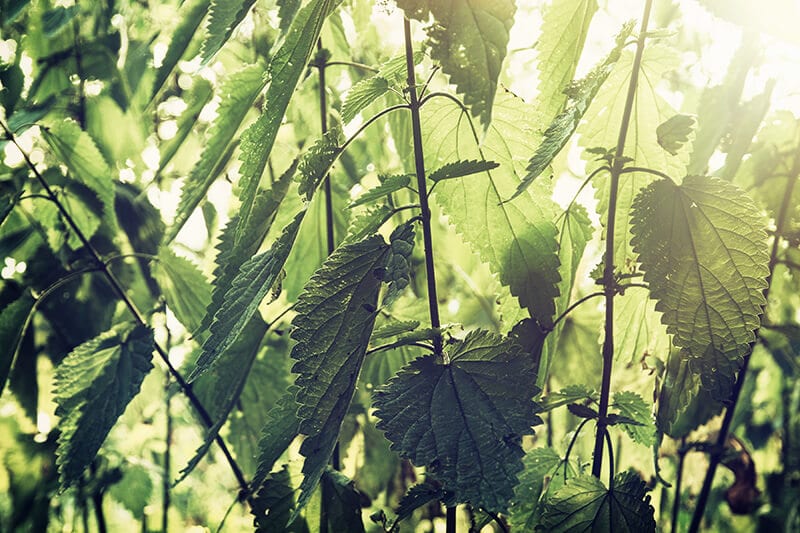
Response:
[671,438,687,533]
[163,368,172,532]
[404,15,452,531]
[73,18,86,129]
[1,121,253,504]
[591,0,653,480]
[687,145,800,533]
[90,462,108,533]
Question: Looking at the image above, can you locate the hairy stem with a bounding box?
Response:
[591,0,653,479]
[0,120,253,503]
[688,143,800,532]
[404,15,452,531]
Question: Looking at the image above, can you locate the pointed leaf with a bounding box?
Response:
[291,235,389,512]
[152,247,211,336]
[342,76,389,124]
[424,91,561,327]
[297,128,342,201]
[373,330,541,512]
[510,22,633,201]
[252,389,301,489]
[53,323,154,487]
[321,470,366,533]
[657,114,696,156]
[656,349,723,437]
[152,0,208,97]
[509,448,566,530]
[540,470,656,532]
[344,204,394,244]
[348,174,410,208]
[202,0,257,63]
[631,175,770,400]
[428,159,499,183]
[395,481,445,523]
[371,320,421,341]
[0,292,35,397]
[166,63,268,242]
[398,0,516,127]
[382,221,415,307]
[190,212,305,381]
[252,465,309,533]
[611,391,655,447]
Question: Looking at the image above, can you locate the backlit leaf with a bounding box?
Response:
[152,0,208,97]
[657,114,696,156]
[611,390,655,447]
[348,174,409,208]
[428,159,499,183]
[373,330,540,512]
[0,292,34,397]
[152,247,211,336]
[53,323,154,487]
[342,76,389,124]
[201,0,257,63]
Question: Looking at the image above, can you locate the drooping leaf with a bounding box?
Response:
[252,389,301,489]
[251,465,309,533]
[321,470,366,532]
[152,0,208,98]
[381,221,415,307]
[394,480,446,524]
[540,384,597,412]
[424,91,561,327]
[657,114,696,156]
[201,0,257,63]
[342,76,390,124]
[631,175,770,400]
[397,0,516,127]
[373,330,541,512]
[344,204,394,243]
[428,159,499,183]
[348,174,410,208]
[152,247,212,336]
[41,120,117,231]
[190,212,305,381]
[291,235,389,512]
[0,292,35,397]
[371,320,421,341]
[510,22,633,201]
[166,63,267,243]
[53,323,154,487]
[235,0,339,235]
[539,470,656,532]
[297,128,343,201]
[534,0,599,123]
[611,391,655,447]
[200,164,295,332]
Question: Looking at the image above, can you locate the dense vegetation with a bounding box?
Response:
[1,0,799,531]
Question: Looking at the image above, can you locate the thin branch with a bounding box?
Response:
[618,165,675,182]
[324,60,379,73]
[550,292,605,330]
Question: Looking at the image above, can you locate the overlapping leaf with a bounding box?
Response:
[0,292,34,396]
[611,391,655,447]
[348,174,409,208]
[291,235,389,511]
[373,330,540,512]
[539,470,656,532]
[152,0,207,97]
[201,0,257,62]
[631,175,770,400]
[423,91,561,327]
[53,323,154,486]
[397,0,516,127]
[509,448,573,530]
[152,247,211,336]
[251,465,309,533]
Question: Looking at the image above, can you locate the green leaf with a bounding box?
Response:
[42,5,79,37]
[540,470,656,532]
[540,384,597,412]
[534,0,599,123]
[510,22,633,201]
[152,0,208,98]
[428,159,499,183]
[190,212,305,381]
[235,0,339,233]
[252,389,301,489]
[424,91,561,327]
[656,348,722,437]
[397,0,515,127]
[41,120,117,231]
[290,235,389,512]
[371,320,421,341]
[373,330,541,512]
[252,465,309,533]
[612,290,669,365]
[297,128,343,201]
[201,0,257,63]
[631,175,770,400]
[394,481,445,524]
[152,247,211,336]
[166,62,268,243]
[342,76,389,124]
[509,448,567,530]
[382,221,415,307]
[344,204,394,244]
[348,174,410,208]
[0,292,34,397]
[611,391,655,447]
[108,464,153,519]
[321,470,366,533]
[53,323,154,487]
[657,114,696,156]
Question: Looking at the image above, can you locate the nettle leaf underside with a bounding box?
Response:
[291,235,389,512]
[54,323,154,487]
[631,175,770,400]
[373,329,540,512]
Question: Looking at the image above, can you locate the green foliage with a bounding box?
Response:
[508,448,565,530]
[428,159,499,183]
[656,114,696,156]
[348,174,409,208]
[152,0,207,98]
[152,247,211,335]
[320,470,366,532]
[291,235,388,510]
[631,176,770,401]
[202,0,257,62]
[53,323,154,487]
[251,465,309,532]
[373,330,541,512]
[611,391,655,447]
[0,292,34,395]
[382,221,415,306]
[397,0,515,127]
[539,470,656,532]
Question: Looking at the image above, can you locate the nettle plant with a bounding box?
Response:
[1,0,799,531]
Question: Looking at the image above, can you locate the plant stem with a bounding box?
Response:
[163,365,172,532]
[404,15,452,531]
[671,439,687,533]
[591,0,653,480]
[1,121,253,503]
[688,144,800,533]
